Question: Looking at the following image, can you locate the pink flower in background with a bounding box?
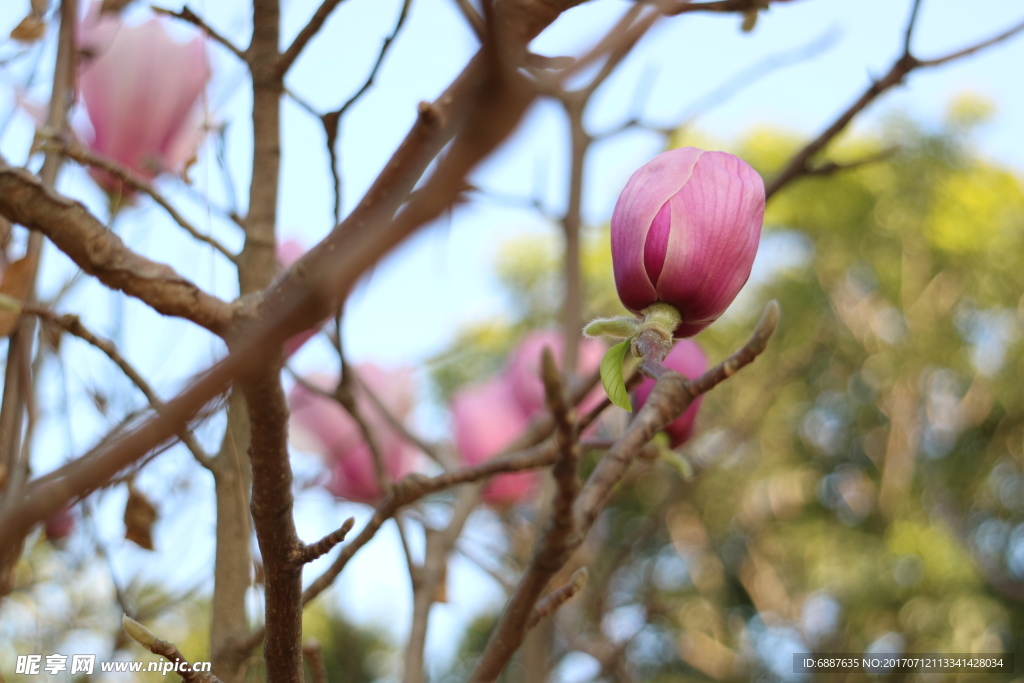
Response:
[451,332,608,508]
[634,340,708,447]
[611,147,764,337]
[289,366,417,505]
[505,330,606,418]
[77,2,210,192]
[452,376,538,508]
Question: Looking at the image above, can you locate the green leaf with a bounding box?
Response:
[600,339,633,413]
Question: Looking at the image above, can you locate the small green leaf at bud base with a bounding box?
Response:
[583,316,638,340]
[600,339,633,412]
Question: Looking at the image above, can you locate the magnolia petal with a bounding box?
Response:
[288,376,361,455]
[452,376,538,506]
[289,366,418,505]
[654,151,764,336]
[506,330,605,418]
[612,147,703,312]
[78,3,209,182]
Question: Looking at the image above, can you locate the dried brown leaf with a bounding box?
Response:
[10,14,46,43]
[0,256,36,336]
[124,486,158,550]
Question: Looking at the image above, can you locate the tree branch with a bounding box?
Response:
[0,160,234,335]
[765,12,1024,199]
[279,0,351,74]
[22,305,213,468]
[153,5,246,62]
[39,134,238,263]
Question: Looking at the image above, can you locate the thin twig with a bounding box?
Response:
[903,0,924,56]
[766,13,1024,198]
[351,369,449,468]
[542,348,579,538]
[295,517,355,564]
[302,640,328,683]
[279,0,351,73]
[805,147,899,177]
[527,567,587,629]
[39,134,238,263]
[918,16,1024,67]
[153,5,246,61]
[663,0,776,14]
[335,364,391,497]
[403,485,480,683]
[322,0,412,222]
[451,0,485,41]
[21,305,214,468]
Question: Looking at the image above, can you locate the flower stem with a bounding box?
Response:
[632,302,681,378]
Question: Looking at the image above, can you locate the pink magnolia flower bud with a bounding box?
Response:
[505,330,606,417]
[634,340,708,447]
[611,147,764,337]
[452,377,538,508]
[78,2,210,193]
[289,366,417,505]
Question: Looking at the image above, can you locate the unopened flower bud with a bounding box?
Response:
[611,147,764,337]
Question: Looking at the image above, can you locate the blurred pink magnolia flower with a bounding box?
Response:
[452,376,537,508]
[505,330,606,418]
[611,147,764,337]
[289,366,417,505]
[77,2,210,192]
[451,331,606,508]
[634,340,708,447]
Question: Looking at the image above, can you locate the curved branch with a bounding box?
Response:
[766,13,1024,199]
[0,160,234,336]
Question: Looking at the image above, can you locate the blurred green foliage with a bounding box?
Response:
[438,100,1024,681]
